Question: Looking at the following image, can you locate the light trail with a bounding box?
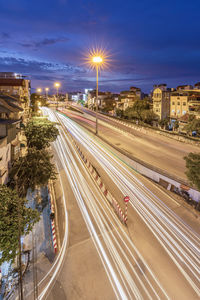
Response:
[42,108,169,299]
[54,110,200,297]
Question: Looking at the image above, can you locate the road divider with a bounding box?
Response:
[70,136,128,225]
[48,182,58,253]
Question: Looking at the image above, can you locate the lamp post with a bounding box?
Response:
[45,87,49,99]
[54,83,60,110]
[36,88,42,94]
[92,56,103,135]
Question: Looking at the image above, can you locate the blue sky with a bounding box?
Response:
[0,0,200,93]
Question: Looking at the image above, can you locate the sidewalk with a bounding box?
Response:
[2,185,57,299]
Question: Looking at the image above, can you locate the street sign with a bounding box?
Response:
[124,196,130,203]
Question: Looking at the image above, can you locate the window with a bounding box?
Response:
[177,102,180,105]
[172,102,175,105]
[183,102,186,106]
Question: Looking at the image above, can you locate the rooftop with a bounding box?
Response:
[0,78,28,87]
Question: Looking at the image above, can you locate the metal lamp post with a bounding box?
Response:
[54,83,60,110]
[92,56,103,135]
[45,87,49,99]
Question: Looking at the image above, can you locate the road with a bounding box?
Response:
[41,108,200,300]
[61,106,200,182]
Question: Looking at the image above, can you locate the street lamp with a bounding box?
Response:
[92,56,103,135]
[45,87,49,99]
[54,82,60,110]
[36,88,42,93]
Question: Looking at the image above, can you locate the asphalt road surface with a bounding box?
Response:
[61,106,200,182]
[41,108,200,300]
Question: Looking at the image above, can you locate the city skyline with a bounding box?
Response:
[0,0,200,92]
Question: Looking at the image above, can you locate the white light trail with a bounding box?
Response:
[54,110,200,297]
[41,108,170,299]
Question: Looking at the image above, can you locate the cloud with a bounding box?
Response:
[1,32,11,39]
[19,37,69,50]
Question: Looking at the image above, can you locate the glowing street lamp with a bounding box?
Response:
[54,82,60,110]
[84,47,110,134]
[36,88,42,93]
[92,56,103,135]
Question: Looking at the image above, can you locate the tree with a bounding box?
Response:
[173,120,179,131]
[159,117,169,129]
[0,185,40,264]
[184,152,200,191]
[184,118,200,135]
[141,110,157,125]
[10,148,57,197]
[124,99,150,121]
[115,108,124,118]
[101,98,115,113]
[25,118,59,150]
[30,93,47,115]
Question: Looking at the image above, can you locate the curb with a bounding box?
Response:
[74,140,127,225]
[48,183,58,253]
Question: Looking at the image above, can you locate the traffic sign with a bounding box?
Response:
[124,196,130,203]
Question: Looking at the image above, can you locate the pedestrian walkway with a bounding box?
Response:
[2,185,56,299]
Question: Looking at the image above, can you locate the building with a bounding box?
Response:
[116,87,142,111]
[152,84,171,120]
[0,99,23,184]
[0,72,30,121]
[0,72,30,184]
[176,84,193,91]
[170,91,189,121]
[170,85,200,122]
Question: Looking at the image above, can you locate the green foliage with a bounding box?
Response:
[173,120,179,130]
[189,114,195,122]
[30,93,47,116]
[184,118,200,135]
[25,118,59,150]
[115,108,124,118]
[0,185,40,264]
[184,152,200,191]
[159,118,169,129]
[132,99,150,120]
[141,110,157,125]
[78,99,84,105]
[124,99,150,121]
[101,98,115,113]
[10,148,57,197]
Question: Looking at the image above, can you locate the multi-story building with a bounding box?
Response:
[152,84,171,120]
[187,89,200,118]
[0,98,23,184]
[170,91,189,120]
[176,84,193,91]
[116,87,142,111]
[170,85,200,121]
[0,72,30,121]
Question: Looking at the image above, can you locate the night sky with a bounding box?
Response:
[0,0,200,94]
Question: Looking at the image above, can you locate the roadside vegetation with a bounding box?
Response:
[0,116,59,299]
[184,152,200,191]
